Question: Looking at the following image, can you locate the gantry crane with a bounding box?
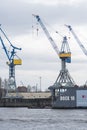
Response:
[0,25,22,90]
[66,25,87,56]
[33,15,75,87]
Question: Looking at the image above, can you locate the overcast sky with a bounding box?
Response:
[0,0,87,90]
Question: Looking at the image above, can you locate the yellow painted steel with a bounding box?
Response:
[59,53,71,58]
[13,59,22,65]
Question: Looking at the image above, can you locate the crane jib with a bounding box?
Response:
[34,15,60,55]
[66,25,87,57]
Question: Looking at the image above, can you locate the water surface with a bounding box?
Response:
[0,108,87,130]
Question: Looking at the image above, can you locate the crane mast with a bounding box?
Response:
[66,25,87,56]
[0,26,22,91]
[33,15,75,88]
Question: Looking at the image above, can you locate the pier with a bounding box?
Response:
[0,92,51,108]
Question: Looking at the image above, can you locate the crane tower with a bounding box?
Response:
[0,26,22,91]
[33,15,75,88]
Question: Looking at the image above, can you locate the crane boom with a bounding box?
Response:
[33,15,59,55]
[0,26,21,51]
[0,36,10,60]
[66,25,87,56]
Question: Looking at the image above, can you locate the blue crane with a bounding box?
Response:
[0,25,22,90]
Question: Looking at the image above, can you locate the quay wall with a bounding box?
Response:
[0,97,51,108]
[0,92,52,108]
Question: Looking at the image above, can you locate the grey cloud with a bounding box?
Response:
[0,0,87,36]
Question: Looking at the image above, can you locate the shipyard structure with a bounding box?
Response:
[0,16,87,108]
[33,15,87,108]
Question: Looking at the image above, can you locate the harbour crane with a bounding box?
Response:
[65,25,87,56]
[33,15,75,87]
[0,25,22,90]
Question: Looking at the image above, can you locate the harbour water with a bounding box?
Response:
[0,108,87,130]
